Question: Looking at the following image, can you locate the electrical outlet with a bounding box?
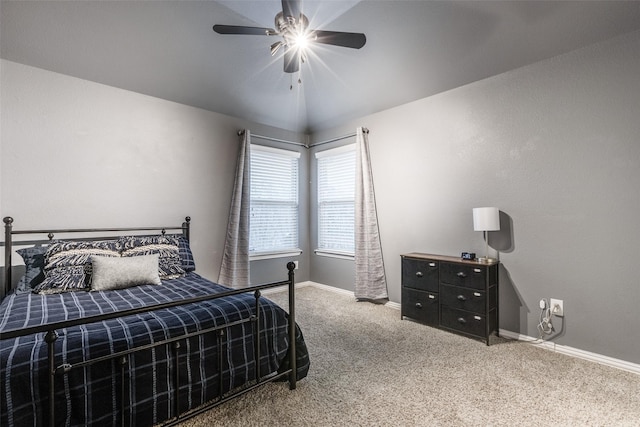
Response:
[550,298,564,317]
[294,260,299,270]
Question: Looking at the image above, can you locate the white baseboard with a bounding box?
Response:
[300,281,402,310]
[498,329,640,375]
[303,281,354,297]
[295,282,640,376]
[260,280,314,295]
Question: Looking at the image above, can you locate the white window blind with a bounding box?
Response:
[316,144,356,255]
[250,145,300,255]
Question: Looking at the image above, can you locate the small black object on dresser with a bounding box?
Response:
[401,253,498,345]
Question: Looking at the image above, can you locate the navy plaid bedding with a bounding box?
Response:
[0,273,309,426]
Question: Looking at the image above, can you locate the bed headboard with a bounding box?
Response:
[2,216,191,297]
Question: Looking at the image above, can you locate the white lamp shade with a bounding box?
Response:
[473,207,500,231]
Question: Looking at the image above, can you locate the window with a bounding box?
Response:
[316,144,356,258]
[250,145,300,257]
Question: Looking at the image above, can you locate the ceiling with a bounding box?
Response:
[2,1,640,134]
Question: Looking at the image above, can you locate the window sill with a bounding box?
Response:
[250,249,302,261]
[314,249,354,261]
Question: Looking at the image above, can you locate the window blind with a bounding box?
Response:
[250,145,300,254]
[316,144,356,255]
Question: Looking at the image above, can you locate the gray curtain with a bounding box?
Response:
[354,127,388,300]
[218,130,250,288]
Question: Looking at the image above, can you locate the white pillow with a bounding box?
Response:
[91,254,162,291]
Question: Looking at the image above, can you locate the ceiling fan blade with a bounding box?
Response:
[281,0,301,19]
[213,25,275,36]
[283,47,300,73]
[313,30,366,49]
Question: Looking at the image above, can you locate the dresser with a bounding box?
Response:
[401,253,498,345]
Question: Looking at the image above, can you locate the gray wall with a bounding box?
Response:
[2,26,639,366]
[309,30,640,364]
[0,59,309,285]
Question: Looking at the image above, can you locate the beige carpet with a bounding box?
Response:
[179,286,640,427]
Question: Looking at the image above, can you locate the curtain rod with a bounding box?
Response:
[237,127,369,149]
[237,130,308,148]
[309,127,369,148]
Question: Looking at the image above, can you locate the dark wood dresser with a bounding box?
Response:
[401,253,499,345]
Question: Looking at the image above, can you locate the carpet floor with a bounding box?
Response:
[179,286,640,427]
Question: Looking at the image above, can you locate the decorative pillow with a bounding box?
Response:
[91,254,161,291]
[119,235,185,279]
[34,265,89,295]
[171,234,196,272]
[15,246,47,293]
[33,240,121,294]
[44,240,121,269]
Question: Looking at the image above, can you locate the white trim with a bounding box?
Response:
[288,282,640,376]
[498,329,640,375]
[249,249,302,261]
[304,281,355,298]
[384,300,401,310]
[260,280,313,296]
[314,249,354,260]
[296,281,400,310]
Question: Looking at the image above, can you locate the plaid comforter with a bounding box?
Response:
[0,273,308,426]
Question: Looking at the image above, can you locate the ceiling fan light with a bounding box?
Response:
[294,32,310,50]
[214,5,366,76]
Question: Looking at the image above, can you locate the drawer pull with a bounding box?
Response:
[474,316,482,321]
[457,295,466,301]
[428,294,436,299]
[457,317,466,324]
[415,302,423,309]
[428,262,436,267]
[473,268,482,273]
[415,271,423,278]
[456,272,467,278]
[473,292,481,297]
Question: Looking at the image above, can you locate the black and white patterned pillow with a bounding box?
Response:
[170,234,196,272]
[15,246,47,293]
[119,235,185,280]
[33,240,121,294]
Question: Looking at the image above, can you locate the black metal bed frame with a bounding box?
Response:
[0,216,297,427]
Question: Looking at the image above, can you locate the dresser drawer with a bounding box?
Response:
[440,262,486,290]
[440,306,486,338]
[440,284,486,313]
[402,287,439,326]
[402,258,439,292]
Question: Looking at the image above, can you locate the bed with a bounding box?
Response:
[0,216,309,427]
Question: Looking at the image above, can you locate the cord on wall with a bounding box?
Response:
[537,298,554,338]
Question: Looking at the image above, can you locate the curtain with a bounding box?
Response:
[218,130,250,288]
[354,127,388,300]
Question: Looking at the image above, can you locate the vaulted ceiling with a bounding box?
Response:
[2,1,640,133]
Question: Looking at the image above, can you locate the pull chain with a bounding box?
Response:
[290,73,302,90]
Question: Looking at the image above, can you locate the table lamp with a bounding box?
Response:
[473,207,500,263]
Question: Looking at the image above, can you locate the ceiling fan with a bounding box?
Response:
[213,0,366,74]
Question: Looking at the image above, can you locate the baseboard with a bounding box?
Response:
[298,282,640,376]
[302,281,402,310]
[260,280,313,295]
[303,281,354,297]
[498,329,640,375]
